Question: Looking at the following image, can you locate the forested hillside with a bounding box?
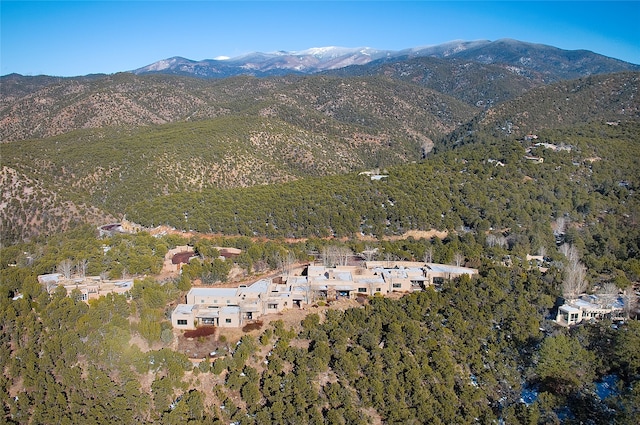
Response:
[1,74,479,243]
[327,56,545,108]
[0,73,474,143]
[439,72,640,149]
[1,225,639,424]
[1,61,639,423]
[3,72,639,245]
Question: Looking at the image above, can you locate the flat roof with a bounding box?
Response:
[354,277,384,284]
[241,279,270,294]
[287,276,308,285]
[195,308,220,318]
[559,304,581,313]
[174,304,195,315]
[574,299,599,309]
[189,287,238,298]
[332,272,353,281]
[220,306,240,314]
[426,264,477,274]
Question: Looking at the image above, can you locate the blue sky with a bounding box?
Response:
[2,1,639,77]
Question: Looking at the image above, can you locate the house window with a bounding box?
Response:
[358,288,367,293]
[268,303,278,309]
[376,288,381,292]
[200,299,204,304]
[225,318,232,323]
[177,319,188,326]
[392,283,402,288]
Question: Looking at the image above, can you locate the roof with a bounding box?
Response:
[332,271,353,281]
[38,273,62,283]
[194,307,220,318]
[559,304,581,314]
[172,251,196,264]
[287,276,308,285]
[220,306,240,314]
[241,279,270,294]
[174,304,195,315]
[574,299,600,309]
[189,287,238,298]
[426,264,477,274]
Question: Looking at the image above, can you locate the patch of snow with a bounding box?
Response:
[596,374,619,400]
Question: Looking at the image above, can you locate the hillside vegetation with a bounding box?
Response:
[0,73,475,143]
[2,72,638,245]
[327,56,545,108]
[1,224,639,424]
[1,53,639,423]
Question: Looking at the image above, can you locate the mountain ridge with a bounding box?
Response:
[131,39,640,80]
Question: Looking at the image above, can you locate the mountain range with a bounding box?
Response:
[132,39,640,80]
[1,39,639,243]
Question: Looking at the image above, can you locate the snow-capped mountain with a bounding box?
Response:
[131,39,640,79]
[132,46,395,77]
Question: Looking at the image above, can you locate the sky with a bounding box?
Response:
[2,1,639,77]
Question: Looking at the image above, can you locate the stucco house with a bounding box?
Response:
[172,261,479,329]
[556,294,625,326]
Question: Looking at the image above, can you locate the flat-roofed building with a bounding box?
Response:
[172,261,479,329]
[555,294,625,326]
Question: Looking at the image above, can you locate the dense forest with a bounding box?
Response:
[126,122,640,282]
[1,225,639,423]
[1,62,639,423]
[1,119,639,423]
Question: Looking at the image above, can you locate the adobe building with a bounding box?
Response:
[171,261,478,330]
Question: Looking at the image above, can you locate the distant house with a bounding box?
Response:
[524,155,544,164]
[358,170,388,181]
[37,272,133,302]
[555,294,625,326]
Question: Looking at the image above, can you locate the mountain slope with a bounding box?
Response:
[0,75,477,243]
[433,71,640,152]
[325,56,545,108]
[473,72,640,138]
[0,73,476,143]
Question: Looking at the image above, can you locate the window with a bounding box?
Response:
[392,283,402,288]
[200,299,204,304]
[376,288,381,292]
[268,303,278,309]
[358,288,367,293]
[177,319,188,326]
[225,318,232,323]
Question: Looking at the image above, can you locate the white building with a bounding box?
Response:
[556,294,625,326]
